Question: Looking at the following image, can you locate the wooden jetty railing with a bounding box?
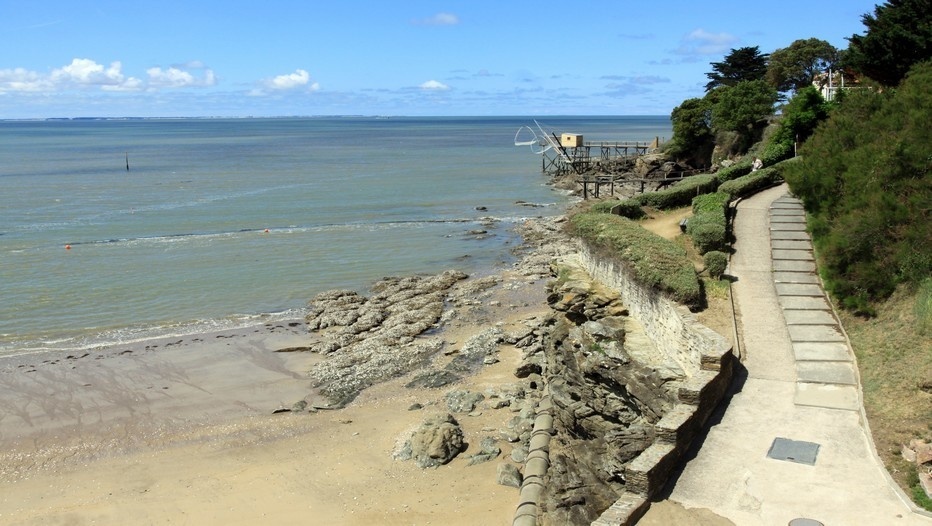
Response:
[578,170,702,199]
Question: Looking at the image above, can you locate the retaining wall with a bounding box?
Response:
[582,244,735,526]
[511,243,735,526]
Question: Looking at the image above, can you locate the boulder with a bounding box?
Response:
[446,389,486,413]
[497,462,523,488]
[468,436,502,465]
[395,413,466,469]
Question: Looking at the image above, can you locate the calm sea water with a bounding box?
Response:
[0,116,671,355]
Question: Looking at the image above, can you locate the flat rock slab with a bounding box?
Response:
[795,382,859,411]
[771,215,807,224]
[772,239,812,250]
[788,324,846,343]
[773,249,813,261]
[776,283,824,297]
[797,361,857,385]
[783,309,837,326]
[771,223,808,231]
[773,259,817,272]
[771,230,811,241]
[773,271,820,284]
[793,342,851,362]
[779,296,832,310]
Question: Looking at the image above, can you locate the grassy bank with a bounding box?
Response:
[841,284,932,510]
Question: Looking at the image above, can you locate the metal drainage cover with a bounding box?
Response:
[767,437,820,465]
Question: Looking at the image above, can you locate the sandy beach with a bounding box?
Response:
[0,218,569,526]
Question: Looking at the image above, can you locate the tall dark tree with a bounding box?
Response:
[704,46,770,91]
[668,97,714,165]
[768,38,840,93]
[846,0,932,86]
[711,80,779,151]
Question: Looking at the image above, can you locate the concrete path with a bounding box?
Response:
[658,184,931,525]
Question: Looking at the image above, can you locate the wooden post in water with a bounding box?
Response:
[125,152,130,172]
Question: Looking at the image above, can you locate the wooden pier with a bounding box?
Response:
[540,139,659,177]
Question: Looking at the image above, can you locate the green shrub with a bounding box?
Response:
[688,192,730,253]
[714,159,753,183]
[691,191,729,215]
[719,166,778,199]
[587,200,620,214]
[688,216,728,253]
[760,138,794,166]
[784,62,932,313]
[704,251,729,279]
[568,212,701,306]
[609,198,645,219]
[634,173,719,210]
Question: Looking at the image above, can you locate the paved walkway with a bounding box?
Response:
[659,184,931,525]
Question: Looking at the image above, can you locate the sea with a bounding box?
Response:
[0,116,671,357]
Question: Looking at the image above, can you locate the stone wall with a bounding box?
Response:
[579,242,734,525]
[579,245,730,378]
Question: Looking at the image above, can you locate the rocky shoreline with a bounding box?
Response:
[274,210,698,524]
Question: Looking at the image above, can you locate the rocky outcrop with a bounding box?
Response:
[305,270,467,405]
[394,413,467,468]
[515,261,687,525]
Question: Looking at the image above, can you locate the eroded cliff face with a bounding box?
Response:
[526,262,686,525]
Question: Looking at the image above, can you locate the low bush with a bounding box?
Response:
[609,198,645,219]
[713,159,753,184]
[704,251,729,279]
[568,212,701,306]
[688,192,730,253]
[633,173,719,210]
[587,200,620,214]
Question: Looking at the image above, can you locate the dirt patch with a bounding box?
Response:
[639,206,692,241]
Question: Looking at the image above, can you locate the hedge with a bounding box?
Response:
[713,159,754,184]
[687,192,730,253]
[703,251,729,279]
[719,156,799,200]
[568,212,701,306]
[632,173,719,210]
[609,198,645,219]
[587,200,620,214]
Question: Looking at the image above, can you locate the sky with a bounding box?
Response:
[0,0,882,119]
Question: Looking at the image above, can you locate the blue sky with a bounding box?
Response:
[1,0,880,118]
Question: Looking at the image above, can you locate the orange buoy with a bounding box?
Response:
[264,229,270,233]
[65,244,71,250]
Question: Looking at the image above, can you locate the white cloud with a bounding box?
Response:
[675,28,738,56]
[420,80,450,91]
[416,12,460,25]
[270,69,310,90]
[147,65,216,88]
[249,69,319,96]
[0,67,49,92]
[0,58,218,94]
[50,58,138,89]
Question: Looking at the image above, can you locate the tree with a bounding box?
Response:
[705,46,769,91]
[668,97,714,166]
[770,86,832,155]
[767,38,840,93]
[846,0,932,86]
[711,80,778,135]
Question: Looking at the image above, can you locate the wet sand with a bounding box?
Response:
[0,264,555,525]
